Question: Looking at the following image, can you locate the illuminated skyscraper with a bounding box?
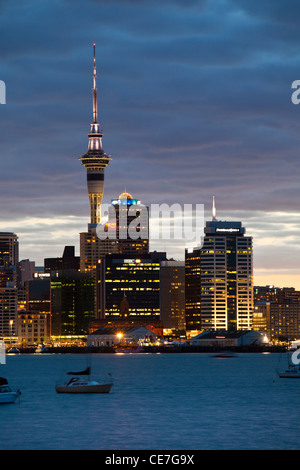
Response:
[160,261,185,331]
[0,232,19,267]
[109,190,149,256]
[97,255,161,320]
[185,200,254,332]
[79,44,112,226]
[0,233,18,343]
[201,201,253,331]
[185,247,201,332]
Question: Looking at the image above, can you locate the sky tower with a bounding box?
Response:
[79,44,112,226]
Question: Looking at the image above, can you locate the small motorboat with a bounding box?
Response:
[55,366,113,394]
[0,377,21,404]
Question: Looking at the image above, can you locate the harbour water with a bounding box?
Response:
[0,352,299,450]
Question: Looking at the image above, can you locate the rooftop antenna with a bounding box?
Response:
[212,196,217,221]
[92,43,98,124]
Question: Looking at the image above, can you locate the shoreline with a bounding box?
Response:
[8,344,287,354]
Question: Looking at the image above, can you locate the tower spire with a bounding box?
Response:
[93,43,98,124]
[212,196,217,221]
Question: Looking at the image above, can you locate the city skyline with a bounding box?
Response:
[1,0,300,288]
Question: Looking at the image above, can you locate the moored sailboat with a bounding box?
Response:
[55,364,113,394]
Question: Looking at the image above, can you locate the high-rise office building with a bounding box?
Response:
[17,259,35,289]
[97,254,161,320]
[51,270,95,336]
[0,232,19,267]
[0,287,18,342]
[160,260,185,331]
[185,247,201,332]
[185,200,254,332]
[0,233,18,342]
[108,190,149,256]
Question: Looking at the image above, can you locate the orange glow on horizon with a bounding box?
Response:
[254,274,300,291]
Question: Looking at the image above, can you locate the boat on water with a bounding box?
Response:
[276,352,300,378]
[35,344,49,353]
[0,377,21,404]
[212,350,237,358]
[7,347,20,354]
[55,366,113,394]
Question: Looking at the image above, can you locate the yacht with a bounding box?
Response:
[55,366,113,394]
[0,377,21,404]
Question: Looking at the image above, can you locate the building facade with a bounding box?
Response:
[51,269,95,336]
[0,232,19,267]
[160,260,185,331]
[200,219,253,331]
[97,254,161,321]
[185,206,254,332]
[185,247,201,332]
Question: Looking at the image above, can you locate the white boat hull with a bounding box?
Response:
[0,392,20,404]
[55,376,113,393]
[55,383,112,394]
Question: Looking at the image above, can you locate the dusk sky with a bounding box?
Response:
[1,0,300,288]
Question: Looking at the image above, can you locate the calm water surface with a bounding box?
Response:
[0,352,299,450]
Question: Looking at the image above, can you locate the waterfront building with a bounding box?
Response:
[18,310,49,346]
[87,326,157,347]
[256,301,300,341]
[188,330,268,347]
[160,260,185,331]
